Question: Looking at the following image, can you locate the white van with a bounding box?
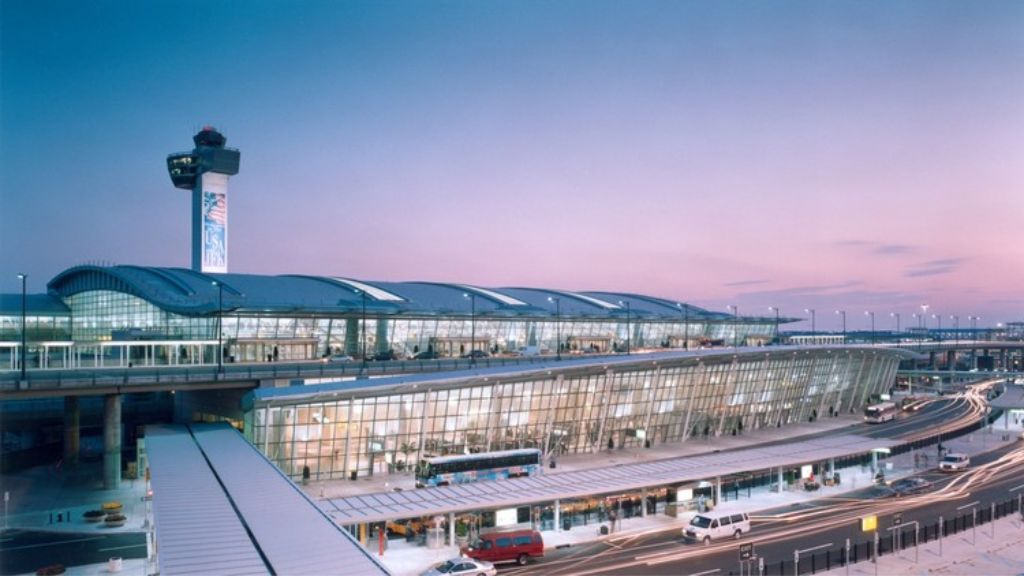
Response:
[682,511,751,544]
[939,452,970,472]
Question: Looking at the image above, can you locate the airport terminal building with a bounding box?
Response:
[2,264,781,370]
[244,347,904,481]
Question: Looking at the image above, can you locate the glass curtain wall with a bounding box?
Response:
[249,350,897,480]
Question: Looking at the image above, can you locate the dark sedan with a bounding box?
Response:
[887,477,933,497]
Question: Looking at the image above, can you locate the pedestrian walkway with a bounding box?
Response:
[350,423,1022,576]
[1,460,150,535]
[821,513,1024,575]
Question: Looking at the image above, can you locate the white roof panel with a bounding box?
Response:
[325,434,896,524]
[191,424,389,576]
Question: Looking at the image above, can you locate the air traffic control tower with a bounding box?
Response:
[167,127,240,273]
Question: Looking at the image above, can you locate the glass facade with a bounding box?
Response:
[7,287,776,368]
[246,349,899,480]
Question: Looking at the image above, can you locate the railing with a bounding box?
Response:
[757,480,1022,575]
[0,355,596,394]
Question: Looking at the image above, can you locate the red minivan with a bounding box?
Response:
[461,529,544,566]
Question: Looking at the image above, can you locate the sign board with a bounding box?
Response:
[739,542,755,561]
[894,512,903,526]
[495,508,517,527]
[861,515,877,532]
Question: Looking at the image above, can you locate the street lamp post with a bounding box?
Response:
[548,296,561,361]
[727,305,738,348]
[950,315,959,345]
[968,315,979,334]
[464,292,476,365]
[618,301,631,355]
[805,308,816,338]
[769,307,780,344]
[835,309,846,341]
[932,314,942,342]
[919,305,929,329]
[17,273,26,381]
[864,311,875,345]
[211,280,223,374]
[891,312,901,336]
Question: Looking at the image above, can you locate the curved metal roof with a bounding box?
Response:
[46,264,764,322]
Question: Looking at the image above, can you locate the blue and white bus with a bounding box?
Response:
[863,401,898,424]
[415,448,542,488]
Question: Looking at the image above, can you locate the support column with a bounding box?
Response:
[63,396,80,465]
[554,499,561,532]
[828,457,835,478]
[871,451,878,474]
[715,476,722,505]
[777,467,784,493]
[344,318,359,356]
[375,319,389,354]
[103,394,122,490]
[448,512,455,545]
[641,488,648,517]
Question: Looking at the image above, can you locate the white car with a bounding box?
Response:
[939,452,970,472]
[420,557,496,576]
[323,354,354,363]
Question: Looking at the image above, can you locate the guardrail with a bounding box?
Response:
[0,355,585,396]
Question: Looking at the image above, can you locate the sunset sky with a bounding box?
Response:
[2,0,1022,330]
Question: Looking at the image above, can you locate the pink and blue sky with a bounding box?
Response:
[2,0,1022,330]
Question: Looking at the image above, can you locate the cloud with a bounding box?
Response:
[725,279,769,287]
[835,240,915,257]
[904,258,967,278]
[873,244,914,256]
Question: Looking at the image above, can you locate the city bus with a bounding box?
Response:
[863,401,898,424]
[416,448,542,488]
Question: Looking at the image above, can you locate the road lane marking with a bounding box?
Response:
[0,536,104,551]
[99,543,147,552]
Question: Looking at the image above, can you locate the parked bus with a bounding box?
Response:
[863,401,898,424]
[416,448,542,488]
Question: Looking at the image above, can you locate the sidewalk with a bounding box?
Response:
[822,514,1024,575]
[1,460,152,576]
[351,423,1023,576]
[2,460,150,534]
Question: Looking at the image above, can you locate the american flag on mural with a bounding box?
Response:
[204,192,226,226]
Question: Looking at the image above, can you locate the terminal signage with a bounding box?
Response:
[739,542,755,561]
[894,512,903,526]
[861,515,877,532]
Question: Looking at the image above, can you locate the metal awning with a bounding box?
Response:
[147,425,268,576]
[189,424,390,575]
[323,434,896,525]
[147,424,390,575]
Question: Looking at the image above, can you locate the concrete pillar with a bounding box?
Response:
[715,476,722,505]
[375,318,389,354]
[641,488,648,517]
[828,457,835,477]
[63,396,80,465]
[103,394,122,489]
[448,512,455,545]
[777,467,784,493]
[344,318,359,356]
[871,451,878,474]
[554,499,561,532]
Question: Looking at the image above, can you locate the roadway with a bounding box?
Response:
[504,381,1017,576]
[0,529,146,575]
